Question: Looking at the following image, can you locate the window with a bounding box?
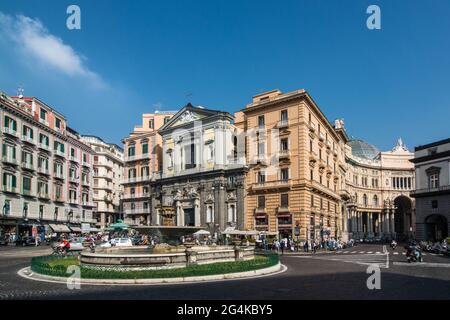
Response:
[83,153,87,162]
[373,195,378,207]
[55,118,61,129]
[128,146,135,157]
[310,140,313,152]
[4,199,11,215]
[3,173,17,190]
[429,174,439,189]
[40,109,47,120]
[257,195,265,209]
[280,168,289,181]
[281,110,288,122]
[2,144,16,160]
[281,194,289,208]
[164,117,171,124]
[70,148,75,157]
[141,166,149,177]
[311,195,314,207]
[227,205,236,223]
[39,205,44,219]
[363,194,368,206]
[22,125,33,139]
[206,206,214,223]
[257,171,265,183]
[39,133,49,146]
[310,169,314,181]
[142,143,148,154]
[431,200,438,209]
[149,119,154,129]
[281,138,288,151]
[4,116,17,131]
[23,176,31,193]
[258,115,265,128]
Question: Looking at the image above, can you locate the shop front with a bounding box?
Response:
[277,213,293,239]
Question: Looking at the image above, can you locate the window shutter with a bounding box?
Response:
[12,120,16,131]
[12,175,16,188]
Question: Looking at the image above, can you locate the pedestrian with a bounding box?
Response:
[313,241,317,254]
[304,240,309,252]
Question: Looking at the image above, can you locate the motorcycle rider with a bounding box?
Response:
[391,239,397,250]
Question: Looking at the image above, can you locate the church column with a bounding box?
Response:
[390,210,395,236]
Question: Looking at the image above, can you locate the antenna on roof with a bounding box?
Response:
[17,85,24,99]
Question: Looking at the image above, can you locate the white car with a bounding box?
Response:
[112,238,133,247]
[99,241,112,248]
[68,240,84,251]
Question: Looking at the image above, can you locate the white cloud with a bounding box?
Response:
[0,12,105,88]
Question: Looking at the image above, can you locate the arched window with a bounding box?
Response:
[373,195,378,207]
[228,204,236,223]
[363,194,368,206]
[206,206,214,223]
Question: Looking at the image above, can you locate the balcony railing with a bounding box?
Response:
[122,175,150,184]
[21,162,34,170]
[22,189,34,197]
[2,127,19,137]
[39,118,49,126]
[3,185,17,193]
[69,176,79,183]
[309,122,316,132]
[82,180,90,186]
[54,149,66,158]
[69,156,79,163]
[82,160,89,167]
[37,167,50,175]
[278,150,290,158]
[68,198,78,205]
[319,132,325,142]
[37,192,50,199]
[411,185,450,196]
[38,143,51,151]
[124,153,150,162]
[54,171,64,179]
[252,180,292,190]
[277,119,289,128]
[22,135,35,144]
[124,209,151,215]
[2,156,18,165]
[82,201,95,207]
[122,193,150,199]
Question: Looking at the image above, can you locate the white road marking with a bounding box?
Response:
[393,252,399,255]
[393,262,450,268]
[376,252,381,254]
[367,251,373,254]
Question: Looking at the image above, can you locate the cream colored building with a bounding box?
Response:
[81,135,124,229]
[121,111,175,226]
[342,138,415,241]
[0,92,96,239]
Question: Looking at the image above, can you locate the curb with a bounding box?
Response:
[18,263,286,286]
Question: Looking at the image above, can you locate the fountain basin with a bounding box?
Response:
[80,245,255,271]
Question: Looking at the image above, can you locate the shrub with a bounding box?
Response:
[31,254,279,279]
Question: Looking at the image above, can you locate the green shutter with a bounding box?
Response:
[4,116,9,128]
[2,173,6,186]
[29,128,33,139]
[12,176,16,188]
[12,147,16,159]
[2,144,5,157]
[12,120,16,131]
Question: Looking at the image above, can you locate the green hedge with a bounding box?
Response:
[31,254,279,280]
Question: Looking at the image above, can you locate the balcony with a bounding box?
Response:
[252,179,292,190]
[21,162,35,171]
[37,192,50,200]
[69,176,79,184]
[54,171,64,180]
[39,118,49,126]
[411,185,450,198]
[54,196,65,202]
[326,140,332,149]
[124,153,151,162]
[37,167,50,175]
[122,192,150,199]
[54,149,66,158]
[69,156,79,163]
[68,198,78,205]
[122,176,150,184]
[3,185,17,193]
[22,135,36,145]
[308,122,316,132]
[124,209,151,215]
[38,143,51,152]
[22,189,34,197]
[2,127,19,137]
[82,160,90,167]
[278,150,290,159]
[2,156,18,165]
[277,119,289,129]
[82,201,95,207]
[82,180,90,187]
[319,132,325,142]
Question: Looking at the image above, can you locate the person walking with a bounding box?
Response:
[304,240,309,253]
[313,241,317,254]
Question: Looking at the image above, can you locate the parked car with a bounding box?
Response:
[112,238,133,247]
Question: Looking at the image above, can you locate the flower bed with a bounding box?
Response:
[30,254,279,279]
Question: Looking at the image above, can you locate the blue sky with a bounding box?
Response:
[0,0,449,150]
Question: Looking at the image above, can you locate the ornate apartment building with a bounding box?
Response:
[235,89,348,241]
[121,111,175,226]
[342,138,415,241]
[0,92,96,239]
[149,104,246,234]
[81,135,124,229]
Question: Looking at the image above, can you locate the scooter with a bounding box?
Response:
[406,246,423,263]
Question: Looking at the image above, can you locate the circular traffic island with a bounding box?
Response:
[20,246,283,285]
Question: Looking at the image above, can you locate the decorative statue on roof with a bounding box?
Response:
[392,137,409,152]
[334,119,345,129]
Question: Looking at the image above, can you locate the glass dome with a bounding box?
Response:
[348,139,380,159]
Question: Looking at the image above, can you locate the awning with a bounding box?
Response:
[89,227,101,232]
[49,224,71,233]
[70,227,82,233]
[222,229,260,236]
